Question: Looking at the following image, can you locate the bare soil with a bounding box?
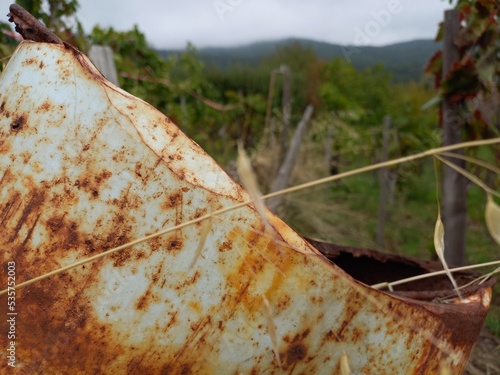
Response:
[465,327,500,375]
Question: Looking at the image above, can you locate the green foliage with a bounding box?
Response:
[164,38,440,83]
[260,42,323,109]
[16,0,79,24]
[388,82,440,153]
[320,59,362,113]
[88,26,268,163]
[206,41,323,122]
[0,22,17,71]
[320,58,391,125]
[89,25,169,88]
[15,0,85,46]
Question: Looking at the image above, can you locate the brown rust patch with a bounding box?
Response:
[0,262,121,373]
[192,208,207,220]
[162,191,184,225]
[218,240,232,252]
[45,216,79,248]
[37,101,53,112]
[75,170,112,199]
[8,189,45,243]
[188,300,202,314]
[10,114,27,131]
[279,329,311,369]
[95,170,112,183]
[165,192,182,208]
[22,57,37,66]
[185,270,201,286]
[151,262,164,284]
[276,294,291,310]
[0,190,21,227]
[136,288,154,311]
[160,363,193,375]
[135,250,147,261]
[282,342,308,369]
[111,248,132,267]
[135,162,143,178]
[46,215,65,232]
[166,235,183,252]
[0,42,487,373]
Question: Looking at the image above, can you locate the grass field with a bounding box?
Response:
[256,142,500,335]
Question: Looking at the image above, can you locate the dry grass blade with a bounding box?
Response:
[237,142,271,232]
[434,213,463,300]
[485,193,500,246]
[440,151,500,176]
[371,259,500,290]
[1,138,499,296]
[340,351,351,375]
[434,213,445,260]
[479,266,500,285]
[1,54,14,62]
[434,154,500,199]
[262,295,281,369]
[452,266,500,291]
[263,138,500,202]
[188,216,212,270]
[432,158,461,299]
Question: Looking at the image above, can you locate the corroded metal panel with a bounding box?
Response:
[0,42,492,374]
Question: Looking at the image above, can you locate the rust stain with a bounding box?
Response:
[10,114,27,131]
[0,191,21,226]
[20,212,41,247]
[111,248,132,267]
[136,288,154,311]
[8,189,45,243]
[281,329,310,368]
[0,41,492,374]
[22,57,36,66]
[282,342,308,370]
[75,170,112,199]
[218,240,232,252]
[166,235,183,252]
[37,100,53,112]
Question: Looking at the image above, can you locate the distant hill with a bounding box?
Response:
[158,38,441,82]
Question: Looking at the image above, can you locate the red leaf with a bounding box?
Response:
[442,59,481,104]
[459,4,472,20]
[425,50,443,75]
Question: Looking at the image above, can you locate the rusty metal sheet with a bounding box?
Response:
[0,41,493,374]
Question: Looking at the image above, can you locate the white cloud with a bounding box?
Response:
[74,0,451,49]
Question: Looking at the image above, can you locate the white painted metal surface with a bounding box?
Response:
[0,42,491,374]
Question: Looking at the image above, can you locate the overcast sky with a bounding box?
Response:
[4,0,454,49]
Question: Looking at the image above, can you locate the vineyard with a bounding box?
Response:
[1,0,499,373]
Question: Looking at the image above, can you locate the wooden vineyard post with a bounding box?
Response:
[377,115,391,249]
[268,105,314,213]
[88,45,119,87]
[263,69,278,146]
[279,65,292,166]
[442,9,467,266]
